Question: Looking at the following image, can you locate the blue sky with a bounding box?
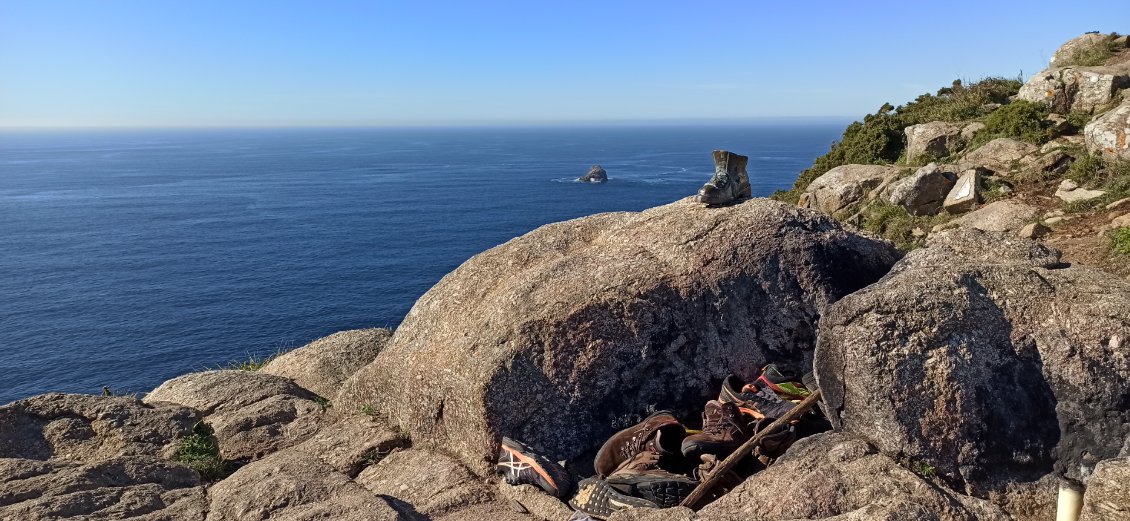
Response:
[1,1,1127,127]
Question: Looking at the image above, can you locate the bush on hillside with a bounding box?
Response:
[976,100,1051,145]
[785,77,1023,194]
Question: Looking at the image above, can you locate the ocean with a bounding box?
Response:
[0,124,843,404]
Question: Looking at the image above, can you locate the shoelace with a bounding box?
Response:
[701,406,744,436]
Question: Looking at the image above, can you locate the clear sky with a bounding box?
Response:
[1,1,1127,127]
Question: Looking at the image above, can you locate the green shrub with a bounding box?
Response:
[859,200,951,251]
[1112,227,1130,256]
[785,77,1023,195]
[173,422,229,481]
[976,100,1051,145]
[1063,153,1130,212]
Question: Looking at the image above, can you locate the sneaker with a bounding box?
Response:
[681,400,749,462]
[569,476,659,520]
[605,451,698,508]
[496,437,573,498]
[718,374,796,419]
[756,364,811,400]
[593,411,686,478]
[695,150,751,206]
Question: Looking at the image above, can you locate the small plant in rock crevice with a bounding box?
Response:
[1112,227,1130,257]
[172,422,230,481]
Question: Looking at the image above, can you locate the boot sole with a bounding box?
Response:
[569,477,659,519]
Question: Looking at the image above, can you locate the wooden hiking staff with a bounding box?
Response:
[680,389,823,510]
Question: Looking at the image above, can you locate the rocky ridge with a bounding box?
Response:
[2,32,1130,521]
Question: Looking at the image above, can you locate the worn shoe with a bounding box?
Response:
[681,400,749,461]
[755,364,811,400]
[695,150,751,206]
[606,451,698,508]
[719,374,796,420]
[496,437,573,498]
[748,416,798,460]
[594,411,686,478]
[569,476,659,520]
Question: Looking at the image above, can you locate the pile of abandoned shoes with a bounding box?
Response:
[495,364,827,520]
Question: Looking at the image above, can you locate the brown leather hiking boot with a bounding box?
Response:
[606,450,698,508]
[594,411,686,478]
[681,400,749,462]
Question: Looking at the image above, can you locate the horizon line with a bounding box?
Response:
[0,116,858,131]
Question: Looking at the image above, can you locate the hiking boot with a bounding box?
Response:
[495,437,573,498]
[749,416,797,460]
[569,476,659,520]
[681,400,748,461]
[695,150,751,206]
[606,451,698,508]
[718,374,796,420]
[594,411,686,478]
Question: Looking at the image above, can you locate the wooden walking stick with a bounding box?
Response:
[680,389,823,510]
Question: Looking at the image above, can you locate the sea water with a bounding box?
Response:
[0,124,843,403]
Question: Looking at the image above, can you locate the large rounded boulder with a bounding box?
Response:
[339,197,900,472]
[815,229,1130,492]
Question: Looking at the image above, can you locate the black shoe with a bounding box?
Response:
[605,451,698,508]
[496,437,572,498]
[569,476,659,520]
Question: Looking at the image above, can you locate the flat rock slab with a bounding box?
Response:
[944,200,1039,233]
[959,138,1038,175]
[699,432,1010,521]
[145,370,326,463]
[0,393,199,463]
[261,328,393,399]
[356,448,490,517]
[206,449,404,521]
[943,169,981,214]
[337,198,900,473]
[0,456,205,521]
[291,414,409,477]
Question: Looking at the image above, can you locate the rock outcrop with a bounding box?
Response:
[884,163,957,216]
[1016,66,1130,113]
[1084,99,1130,161]
[942,168,981,214]
[958,138,1039,175]
[145,370,326,462]
[0,394,205,520]
[338,198,900,473]
[1081,457,1130,520]
[356,449,491,517]
[798,164,903,215]
[942,200,1039,233]
[261,328,392,399]
[906,122,966,163]
[205,450,404,521]
[815,229,1130,492]
[578,165,608,183]
[1055,179,1108,204]
[699,433,1010,521]
[1050,33,1125,67]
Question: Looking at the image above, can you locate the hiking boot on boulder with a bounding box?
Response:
[496,437,573,498]
[606,450,698,508]
[695,150,751,206]
[681,400,749,462]
[594,411,686,478]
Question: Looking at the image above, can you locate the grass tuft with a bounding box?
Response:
[172,422,230,481]
[1112,227,1130,256]
[859,200,952,251]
